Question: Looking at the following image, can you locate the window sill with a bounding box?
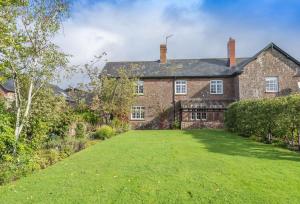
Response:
[210,93,223,95]
[265,91,278,93]
[130,119,145,121]
[136,93,144,96]
[175,93,187,95]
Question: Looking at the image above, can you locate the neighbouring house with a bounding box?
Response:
[103,38,300,129]
[0,79,15,103]
[0,79,74,103]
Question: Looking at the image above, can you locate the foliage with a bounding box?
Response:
[225,94,300,148]
[81,56,136,126]
[171,118,181,129]
[111,118,130,133]
[94,125,116,140]
[24,87,73,148]
[74,108,100,126]
[91,68,136,124]
[75,122,86,138]
[0,98,15,161]
[0,0,70,151]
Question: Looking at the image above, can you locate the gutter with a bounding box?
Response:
[172,76,176,124]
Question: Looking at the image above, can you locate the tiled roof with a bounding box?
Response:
[0,79,15,92]
[101,42,300,78]
[102,58,250,78]
[0,79,74,102]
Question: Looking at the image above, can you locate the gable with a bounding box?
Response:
[237,43,300,75]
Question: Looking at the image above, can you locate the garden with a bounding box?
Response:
[1,129,300,203]
[0,0,136,185]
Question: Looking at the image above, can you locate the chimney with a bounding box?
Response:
[160,44,167,64]
[227,37,236,68]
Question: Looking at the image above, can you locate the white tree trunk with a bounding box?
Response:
[15,80,34,141]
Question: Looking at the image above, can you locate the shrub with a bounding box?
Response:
[111,118,130,133]
[171,118,181,129]
[75,122,86,138]
[94,125,116,140]
[0,153,39,185]
[37,149,61,169]
[225,94,300,147]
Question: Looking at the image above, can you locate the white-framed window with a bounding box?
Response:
[175,80,187,94]
[210,80,223,94]
[131,106,145,120]
[265,77,279,92]
[191,107,207,121]
[135,80,144,95]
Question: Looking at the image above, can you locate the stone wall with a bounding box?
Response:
[238,48,300,100]
[181,121,224,129]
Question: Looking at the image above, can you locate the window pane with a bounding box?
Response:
[175,80,187,94]
[211,80,223,94]
[265,77,278,92]
[202,112,207,120]
[132,106,145,119]
[191,112,195,120]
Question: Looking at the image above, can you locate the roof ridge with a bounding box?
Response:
[107,57,251,63]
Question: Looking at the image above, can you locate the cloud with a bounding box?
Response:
[54,0,300,88]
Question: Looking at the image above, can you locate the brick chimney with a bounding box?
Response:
[227,37,236,68]
[160,44,167,64]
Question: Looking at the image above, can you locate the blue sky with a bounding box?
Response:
[56,0,300,87]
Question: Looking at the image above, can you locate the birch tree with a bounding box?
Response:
[0,0,69,151]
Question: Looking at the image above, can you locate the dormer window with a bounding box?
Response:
[175,80,187,95]
[135,80,144,95]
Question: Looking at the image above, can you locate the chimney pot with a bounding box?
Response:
[227,37,236,68]
[160,44,167,64]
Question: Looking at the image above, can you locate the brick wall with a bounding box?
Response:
[130,77,235,129]
[238,48,300,99]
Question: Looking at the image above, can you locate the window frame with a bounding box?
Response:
[175,80,187,95]
[210,80,224,95]
[265,77,279,93]
[135,80,144,95]
[191,107,207,121]
[131,106,145,120]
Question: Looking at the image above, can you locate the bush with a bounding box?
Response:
[171,118,181,129]
[93,125,116,140]
[111,118,130,133]
[0,153,39,185]
[225,94,300,147]
[75,122,86,138]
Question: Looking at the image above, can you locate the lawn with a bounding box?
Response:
[1,129,300,204]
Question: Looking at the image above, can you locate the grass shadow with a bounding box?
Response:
[184,129,300,162]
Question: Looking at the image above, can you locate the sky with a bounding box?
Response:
[54,0,300,88]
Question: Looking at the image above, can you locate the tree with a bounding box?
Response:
[80,55,137,124]
[94,69,136,124]
[0,0,69,152]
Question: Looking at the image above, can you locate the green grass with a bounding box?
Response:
[1,129,300,204]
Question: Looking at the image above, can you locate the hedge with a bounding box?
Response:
[225,94,300,148]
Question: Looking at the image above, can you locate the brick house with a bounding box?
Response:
[102,38,300,129]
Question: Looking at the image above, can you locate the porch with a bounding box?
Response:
[179,99,230,129]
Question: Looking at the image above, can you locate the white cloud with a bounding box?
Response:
[54,0,300,88]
